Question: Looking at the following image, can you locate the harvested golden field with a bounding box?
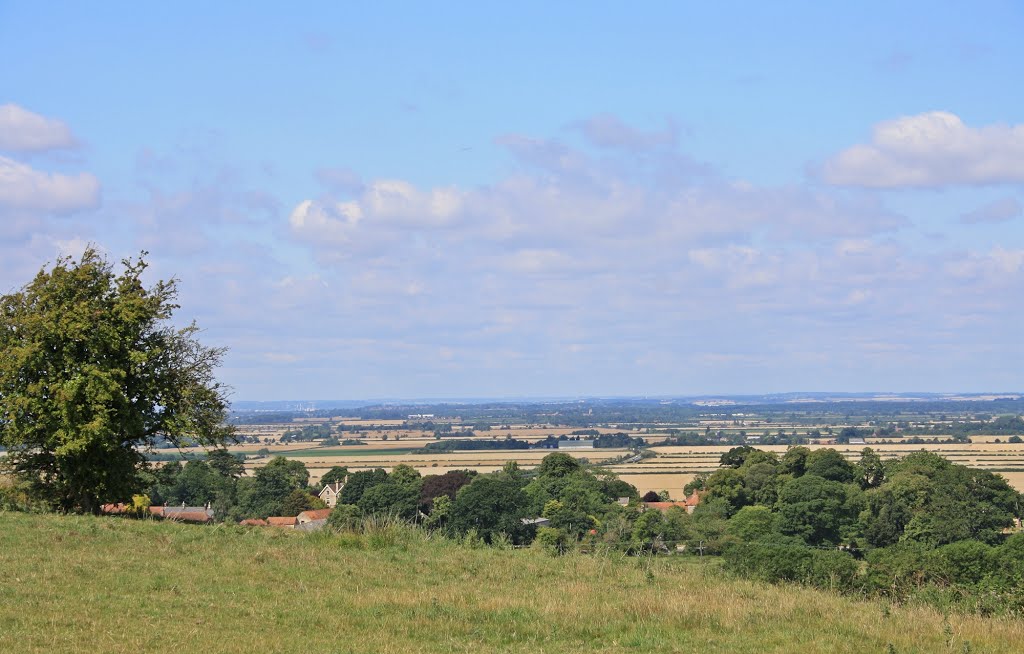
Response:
[226,429,1024,495]
[616,473,697,499]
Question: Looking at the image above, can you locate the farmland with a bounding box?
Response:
[212,397,1024,499]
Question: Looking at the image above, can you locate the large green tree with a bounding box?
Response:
[0,249,233,513]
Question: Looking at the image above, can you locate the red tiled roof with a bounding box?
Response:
[240,518,268,526]
[684,490,703,507]
[101,503,131,514]
[297,508,332,522]
[643,501,689,512]
[267,516,297,526]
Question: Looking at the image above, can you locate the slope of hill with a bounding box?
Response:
[0,513,1021,653]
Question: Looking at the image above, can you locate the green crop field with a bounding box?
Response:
[1,513,1022,653]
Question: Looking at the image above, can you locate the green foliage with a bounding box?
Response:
[237,457,310,518]
[535,452,582,478]
[776,475,856,545]
[339,468,388,505]
[703,468,748,515]
[726,505,778,542]
[352,465,421,520]
[805,449,855,483]
[0,249,233,513]
[449,474,531,544]
[534,526,570,555]
[319,466,349,487]
[424,494,452,530]
[719,446,758,468]
[854,447,885,489]
[781,446,811,476]
[723,542,858,591]
[325,503,362,531]
[280,489,321,517]
[205,448,244,479]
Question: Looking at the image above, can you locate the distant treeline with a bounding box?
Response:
[423,432,646,453]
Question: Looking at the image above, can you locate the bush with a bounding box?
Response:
[326,504,363,531]
[929,540,996,586]
[806,550,859,591]
[723,541,859,591]
[723,542,813,583]
[534,526,570,555]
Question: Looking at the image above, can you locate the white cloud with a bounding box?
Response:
[960,197,1021,224]
[0,155,99,213]
[0,104,77,152]
[821,111,1024,188]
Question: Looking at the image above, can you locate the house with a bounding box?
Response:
[683,489,703,514]
[521,517,551,527]
[297,508,332,524]
[557,439,594,450]
[267,516,297,528]
[239,518,268,527]
[319,482,345,508]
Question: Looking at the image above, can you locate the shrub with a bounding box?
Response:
[534,526,570,555]
[326,504,363,531]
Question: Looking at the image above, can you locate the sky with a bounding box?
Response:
[2,2,1024,401]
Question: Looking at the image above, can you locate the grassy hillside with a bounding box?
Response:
[0,513,1021,653]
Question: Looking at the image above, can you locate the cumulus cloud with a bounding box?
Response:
[0,155,99,213]
[0,104,77,152]
[821,111,1024,188]
[289,179,464,256]
[960,197,1021,224]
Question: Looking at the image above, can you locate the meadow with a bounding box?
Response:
[2,512,1024,653]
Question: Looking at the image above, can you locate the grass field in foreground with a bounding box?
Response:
[1,513,1022,654]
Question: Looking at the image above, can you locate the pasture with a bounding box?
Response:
[2,512,1023,653]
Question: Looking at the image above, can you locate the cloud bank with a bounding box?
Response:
[821,111,1024,188]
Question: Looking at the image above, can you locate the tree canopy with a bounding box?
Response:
[0,249,233,513]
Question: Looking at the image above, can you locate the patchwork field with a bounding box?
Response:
[223,419,1024,498]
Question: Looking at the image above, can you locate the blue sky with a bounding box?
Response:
[2,2,1023,400]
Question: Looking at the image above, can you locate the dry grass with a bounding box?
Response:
[1,512,1022,653]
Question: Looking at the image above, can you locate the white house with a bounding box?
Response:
[319,482,345,508]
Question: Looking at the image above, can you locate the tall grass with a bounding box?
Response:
[1,511,1022,653]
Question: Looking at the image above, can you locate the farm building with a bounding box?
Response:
[297,508,332,524]
[558,439,594,450]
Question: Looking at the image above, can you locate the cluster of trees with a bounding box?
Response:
[422,438,532,453]
[280,424,334,443]
[693,446,1024,611]
[325,453,641,547]
[145,454,325,520]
